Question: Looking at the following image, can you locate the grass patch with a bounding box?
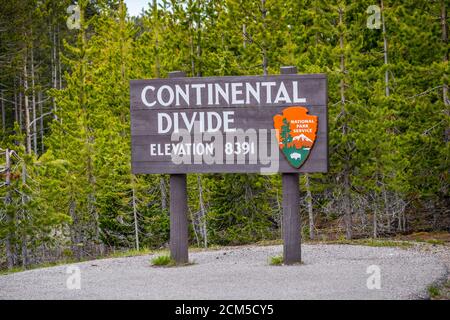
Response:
[430,281,450,300]
[425,239,445,246]
[269,255,284,266]
[321,238,413,249]
[358,239,413,248]
[428,285,441,298]
[397,232,450,244]
[108,247,153,258]
[151,255,175,266]
[0,247,159,275]
[0,259,82,276]
[0,266,28,275]
[190,244,221,252]
[269,255,303,266]
[150,255,195,267]
[256,239,283,247]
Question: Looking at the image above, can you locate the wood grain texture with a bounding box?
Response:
[168,71,189,265]
[282,172,302,264]
[169,174,189,264]
[130,74,327,110]
[281,67,302,265]
[130,73,328,173]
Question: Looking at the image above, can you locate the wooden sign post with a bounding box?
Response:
[168,71,189,264]
[281,66,301,264]
[130,68,328,265]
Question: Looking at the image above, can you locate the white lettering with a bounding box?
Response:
[158,113,172,133]
[191,84,205,105]
[274,82,292,103]
[293,81,306,103]
[141,85,156,107]
[157,85,174,107]
[175,84,189,106]
[261,82,276,103]
[215,83,230,105]
[245,82,260,104]
[231,82,244,104]
[223,111,236,132]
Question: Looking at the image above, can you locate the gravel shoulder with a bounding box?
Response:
[406,242,450,299]
[0,244,447,300]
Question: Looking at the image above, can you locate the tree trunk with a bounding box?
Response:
[80,2,99,251]
[14,82,18,124]
[190,29,195,76]
[339,7,345,107]
[5,149,14,269]
[19,84,23,130]
[431,200,438,231]
[39,91,44,154]
[339,7,352,240]
[132,180,140,251]
[196,2,202,77]
[343,166,352,239]
[21,164,28,268]
[381,1,391,222]
[442,0,449,106]
[381,0,389,96]
[58,25,62,89]
[197,175,207,247]
[243,24,247,49]
[402,211,407,232]
[69,200,80,260]
[153,0,161,78]
[373,204,378,238]
[160,176,167,213]
[31,45,37,155]
[119,0,126,81]
[151,1,166,216]
[384,189,391,233]
[23,56,32,154]
[261,0,268,75]
[1,90,5,133]
[51,25,58,119]
[305,174,315,240]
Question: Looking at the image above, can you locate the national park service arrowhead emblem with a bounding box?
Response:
[273,107,318,168]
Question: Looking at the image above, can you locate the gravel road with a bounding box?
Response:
[0,244,447,300]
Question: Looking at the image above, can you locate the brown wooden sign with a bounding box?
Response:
[130,74,328,174]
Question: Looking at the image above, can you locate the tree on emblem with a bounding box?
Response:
[281,118,292,148]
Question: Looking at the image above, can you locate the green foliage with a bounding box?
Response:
[269,255,284,266]
[324,238,413,249]
[108,247,152,258]
[1,0,449,270]
[206,174,279,245]
[425,239,445,246]
[151,255,175,267]
[428,285,441,298]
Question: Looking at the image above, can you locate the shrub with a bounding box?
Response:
[269,255,283,266]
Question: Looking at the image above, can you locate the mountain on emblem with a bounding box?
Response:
[292,134,313,142]
[273,107,318,168]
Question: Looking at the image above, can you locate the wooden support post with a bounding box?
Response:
[280,66,302,265]
[282,173,301,264]
[168,71,189,264]
[170,174,188,263]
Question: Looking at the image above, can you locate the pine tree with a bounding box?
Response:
[281,118,292,148]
